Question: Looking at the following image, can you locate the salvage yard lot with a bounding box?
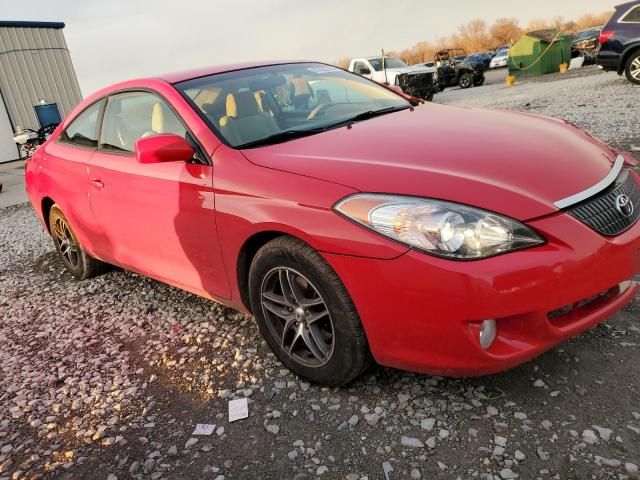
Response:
[1,67,639,480]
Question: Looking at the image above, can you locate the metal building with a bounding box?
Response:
[0,21,82,163]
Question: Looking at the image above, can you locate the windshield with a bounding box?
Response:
[368,57,409,71]
[176,63,410,148]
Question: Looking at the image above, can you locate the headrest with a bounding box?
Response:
[226,91,260,118]
[151,102,183,134]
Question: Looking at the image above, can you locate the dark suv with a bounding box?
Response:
[598,0,640,84]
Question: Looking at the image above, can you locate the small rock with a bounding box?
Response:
[582,430,598,445]
[420,418,435,431]
[143,458,155,474]
[401,436,424,448]
[287,450,298,460]
[595,456,621,467]
[167,445,178,457]
[316,465,328,475]
[266,424,280,435]
[514,412,527,420]
[592,425,612,442]
[185,437,199,449]
[494,435,507,447]
[500,468,519,479]
[537,446,549,461]
[533,379,545,388]
[364,413,380,426]
[410,468,421,479]
[625,462,639,480]
[514,450,526,461]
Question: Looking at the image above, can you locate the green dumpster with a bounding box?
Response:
[508,30,572,77]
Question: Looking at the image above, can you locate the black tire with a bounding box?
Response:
[624,51,640,85]
[49,205,108,280]
[459,72,473,89]
[249,236,372,386]
[473,75,486,87]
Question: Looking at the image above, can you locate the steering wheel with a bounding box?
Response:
[306,102,335,121]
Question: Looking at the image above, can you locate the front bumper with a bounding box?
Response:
[323,207,640,376]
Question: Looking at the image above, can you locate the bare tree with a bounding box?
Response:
[526,17,552,32]
[336,9,614,68]
[490,18,522,47]
[455,19,492,53]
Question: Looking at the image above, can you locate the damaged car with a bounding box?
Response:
[349,56,439,101]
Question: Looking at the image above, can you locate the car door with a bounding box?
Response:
[38,99,105,253]
[87,90,230,299]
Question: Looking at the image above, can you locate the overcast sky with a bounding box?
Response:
[4,0,619,95]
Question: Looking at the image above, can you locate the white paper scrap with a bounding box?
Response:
[228,398,249,422]
[192,423,216,436]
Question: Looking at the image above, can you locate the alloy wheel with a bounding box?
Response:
[260,267,335,368]
[52,217,80,270]
[631,57,640,81]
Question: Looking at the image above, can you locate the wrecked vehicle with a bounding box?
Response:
[571,27,602,64]
[435,49,486,90]
[349,56,439,101]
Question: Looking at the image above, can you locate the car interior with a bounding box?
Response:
[180,67,407,147]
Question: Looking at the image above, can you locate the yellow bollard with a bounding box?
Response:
[559,63,568,74]
[506,76,516,87]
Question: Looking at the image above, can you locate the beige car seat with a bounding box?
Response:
[219,91,279,145]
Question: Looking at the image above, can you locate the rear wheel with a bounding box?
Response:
[459,72,473,89]
[625,51,640,85]
[49,205,108,280]
[249,236,372,385]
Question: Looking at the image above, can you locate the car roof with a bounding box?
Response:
[616,0,640,9]
[157,60,316,84]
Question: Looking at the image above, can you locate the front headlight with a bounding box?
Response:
[334,194,545,260]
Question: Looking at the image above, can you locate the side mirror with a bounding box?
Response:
[135,134,195,164]
[359,67,371,75]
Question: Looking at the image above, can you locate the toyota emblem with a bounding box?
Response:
[615,194,634,218]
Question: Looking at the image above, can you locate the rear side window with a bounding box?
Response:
[621,6,640,23]
[100,92,187,154]
[60,100,104,147]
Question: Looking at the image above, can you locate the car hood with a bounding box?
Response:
[385,66,436,74]
[241,103,617,221]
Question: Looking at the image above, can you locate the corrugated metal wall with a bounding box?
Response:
[0,25,82,130]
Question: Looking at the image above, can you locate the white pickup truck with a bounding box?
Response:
[348,56,439,101]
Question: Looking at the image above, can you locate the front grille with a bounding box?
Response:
[567,169,640,236]
[397,73,434,89]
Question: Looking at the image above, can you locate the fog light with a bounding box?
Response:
[479,319,497,350]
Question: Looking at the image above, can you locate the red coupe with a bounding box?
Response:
[25,62,640,385]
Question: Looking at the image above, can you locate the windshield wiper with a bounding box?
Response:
[236,106,411,149]
[326,105,412,129]
[236,128,327,149]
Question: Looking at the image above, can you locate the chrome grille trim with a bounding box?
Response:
[554,155,626,209]
[567,169,640,236]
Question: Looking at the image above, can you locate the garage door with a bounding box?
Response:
[0,91,19,164]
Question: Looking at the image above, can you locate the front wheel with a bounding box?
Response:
[249,237,372,385]
[49,205,108,280]
[625,51,640,85]
[459,72,473,89]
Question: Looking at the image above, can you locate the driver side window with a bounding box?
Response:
[100,92,187,153]
[354,62,370,75]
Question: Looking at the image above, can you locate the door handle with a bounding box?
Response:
[90,178,104,189]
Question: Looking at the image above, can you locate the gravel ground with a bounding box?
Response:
[435,66,640,154]
[1,67,640,480]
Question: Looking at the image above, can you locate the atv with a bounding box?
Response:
[435,49,486,90]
